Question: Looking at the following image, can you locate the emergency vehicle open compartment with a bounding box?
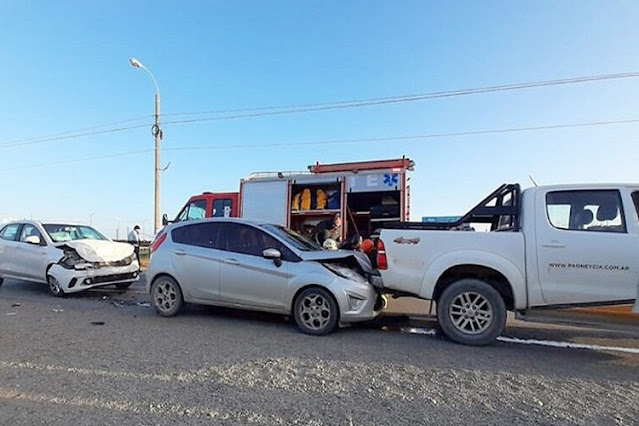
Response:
[168,157,414,243]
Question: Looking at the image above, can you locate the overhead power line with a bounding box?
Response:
[1,70,638,150]
[2,117,638,173]
[162,71,639,125]
[0,123,151,150]
[0,115,151,148]
[163,118,639,152]
[1,149,153,172]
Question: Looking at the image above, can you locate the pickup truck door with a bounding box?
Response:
[535,188,639,305]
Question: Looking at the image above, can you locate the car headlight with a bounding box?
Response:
[60,250,92,270]
[323,263,367,283]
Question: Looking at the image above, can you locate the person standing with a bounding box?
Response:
[128,225,141,264]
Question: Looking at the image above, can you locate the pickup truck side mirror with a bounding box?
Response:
[262,248,282,267]
[24,235,41,245]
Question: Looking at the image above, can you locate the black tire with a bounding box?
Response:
[47,275,66,298]
[150,276,184,317]
[436,278,506,346]
[115,282,133,290]
[293,287,339,336]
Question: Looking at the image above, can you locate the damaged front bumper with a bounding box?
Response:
[48,263,140,293]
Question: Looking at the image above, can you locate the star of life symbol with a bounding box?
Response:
[383,173,399,187]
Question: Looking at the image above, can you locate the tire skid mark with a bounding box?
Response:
[0,387,285,425]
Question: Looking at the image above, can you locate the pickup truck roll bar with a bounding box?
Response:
[383,183,522,231]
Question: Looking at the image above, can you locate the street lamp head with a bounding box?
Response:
[129,58,143,68]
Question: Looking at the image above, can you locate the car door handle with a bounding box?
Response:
[174,250,187,256]
[542,243,566,248]
[223,259,239,265]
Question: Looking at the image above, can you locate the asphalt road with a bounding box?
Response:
[1,276,638,425]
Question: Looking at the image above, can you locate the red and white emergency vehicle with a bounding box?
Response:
[164,157,414,240]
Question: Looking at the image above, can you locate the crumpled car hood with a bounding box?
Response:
[60,240,134,262]
[298,250,355,262]
[299,250,373,272]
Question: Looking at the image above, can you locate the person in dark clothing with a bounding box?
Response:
[314,214,342,246]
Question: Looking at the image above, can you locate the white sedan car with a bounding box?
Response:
[0,221,140,296]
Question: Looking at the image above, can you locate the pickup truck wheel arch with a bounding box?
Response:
[436,278,507,346]
[433,264,514,310]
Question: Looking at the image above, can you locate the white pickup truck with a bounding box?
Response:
[378,183,639,345]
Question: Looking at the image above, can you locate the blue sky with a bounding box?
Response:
[1,1,639,238]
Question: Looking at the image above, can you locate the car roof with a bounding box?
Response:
[2,220,91,228]
[168,217,272,229]
[526,183,639,192]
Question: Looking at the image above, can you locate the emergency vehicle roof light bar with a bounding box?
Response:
[308,156,415,174]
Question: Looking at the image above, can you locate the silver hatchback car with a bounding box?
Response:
[146,218,382,335]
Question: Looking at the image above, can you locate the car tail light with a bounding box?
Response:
[150,232,167,253]
[377,239,388,270]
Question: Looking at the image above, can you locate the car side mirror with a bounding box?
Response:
[162,213,169,226]
[24,235,41,245]
[262,248,282,267]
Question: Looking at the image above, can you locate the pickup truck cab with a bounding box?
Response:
[379,183,639,345]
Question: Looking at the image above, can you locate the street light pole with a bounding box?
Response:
[129,58,163,234]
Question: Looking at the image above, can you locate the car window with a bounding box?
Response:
[546,190,626,233]
[260,224,323,251]
[177,200,207,221]
[172,222,221,249]
[0,224,21,241]
[19,224,44,244]
[43,224,108,242]
[632,191,639,221]
[260,230,298,261]
[212,199,233,217]
[220,223,297,261]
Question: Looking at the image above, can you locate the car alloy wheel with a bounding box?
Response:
[47,275,64,297]
[437,278,506,346]
[151,276,184,317]
[294,287,338,336]
[448,291,494,335]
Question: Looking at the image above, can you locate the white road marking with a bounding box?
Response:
[399,327,639,354]
[400,327,438,336]
[497,336,639,354]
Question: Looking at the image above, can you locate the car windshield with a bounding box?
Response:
[260,224,323,252]
[43,224,108,243]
